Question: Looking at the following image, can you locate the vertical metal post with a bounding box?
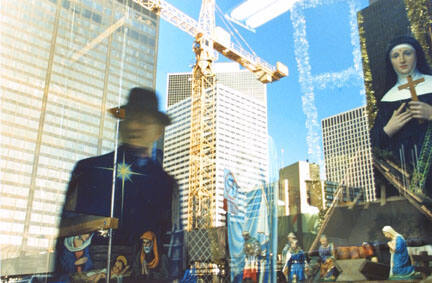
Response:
[106,5,129,281]
[271,182,278,283]
[106,118,120,282]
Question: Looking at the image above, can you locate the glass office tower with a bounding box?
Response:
[0,0,159,275]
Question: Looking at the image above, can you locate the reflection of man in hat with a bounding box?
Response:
[57,88,178,279]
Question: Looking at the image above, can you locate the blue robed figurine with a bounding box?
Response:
[283,239,308,282]
[56,88,179,279]
[180,261,198,283]
[382,226,421,280]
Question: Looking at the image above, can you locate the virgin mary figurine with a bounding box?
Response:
[382,226,421,280]
[371,35,432,201]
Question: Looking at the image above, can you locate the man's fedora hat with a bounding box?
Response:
[109,87,171,125]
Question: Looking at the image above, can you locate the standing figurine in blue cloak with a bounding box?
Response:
[282,239,308,282]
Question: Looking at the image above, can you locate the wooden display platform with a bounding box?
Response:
[59,215,118,237]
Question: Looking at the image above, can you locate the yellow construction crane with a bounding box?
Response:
[133,0,288,231]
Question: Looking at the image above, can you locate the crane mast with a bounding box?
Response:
[188,0,217,230]
[132,0,288,232]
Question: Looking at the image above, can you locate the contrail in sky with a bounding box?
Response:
[290,0,364,171]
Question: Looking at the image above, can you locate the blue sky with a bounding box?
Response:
[155,0,369,170]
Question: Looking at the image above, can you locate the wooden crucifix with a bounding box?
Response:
[398,75,425,101]
[398,75,425,123]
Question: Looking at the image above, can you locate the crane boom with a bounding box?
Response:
[132,0,288,83]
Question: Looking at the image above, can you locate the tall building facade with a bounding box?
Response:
[278,161,323,217]
[0,0,159,274]
[322,106,376,202]
[163,63,269,227]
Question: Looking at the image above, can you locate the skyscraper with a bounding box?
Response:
[163,63,269,227]
[321,106,376,202]
[0,0,159,274]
